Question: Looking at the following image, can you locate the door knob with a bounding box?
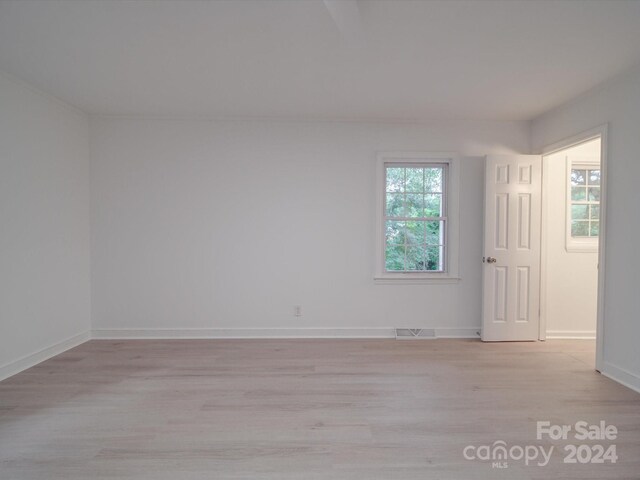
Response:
[486,257,497,264]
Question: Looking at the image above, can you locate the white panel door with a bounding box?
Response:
[482,155,542,341]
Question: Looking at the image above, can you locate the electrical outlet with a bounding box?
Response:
[294,305,302,317]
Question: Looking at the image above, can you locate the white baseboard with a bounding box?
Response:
[546,330,596,339]
[92,327,395,339]
[0,331,90,382]
[600,361,640,395]
[92,327,480,340]
[435,327,480,338]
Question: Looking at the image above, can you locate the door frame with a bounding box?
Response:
[539,124,608,372]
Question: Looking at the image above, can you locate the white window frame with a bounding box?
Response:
[566,157,600,253]
[375,152,460,284]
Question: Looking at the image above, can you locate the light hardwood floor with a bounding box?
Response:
[1,339,639,479]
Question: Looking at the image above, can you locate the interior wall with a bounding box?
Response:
[0,74,91,377]
[543,140,599,338]
[532,63,640,391]
[90,117,530,336]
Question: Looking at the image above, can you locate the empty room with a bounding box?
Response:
[2,0,640,478]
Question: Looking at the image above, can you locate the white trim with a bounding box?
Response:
[434,328,480,338]
[539,155,549,341]
[373,276,461,284]
[0,331,90,382]
[91,327,479,340]
[596,127,609,373]
[600,361,640,395]
[93,328,395,339]
[546,330,596,340]
[375,152,460,281]
[538,124,608,373]
[542,125,607,157]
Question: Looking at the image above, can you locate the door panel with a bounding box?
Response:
[482,155,542,341]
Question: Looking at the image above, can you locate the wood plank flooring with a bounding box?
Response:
[1,339,639,479]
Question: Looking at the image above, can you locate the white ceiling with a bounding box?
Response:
[1,0,640,121]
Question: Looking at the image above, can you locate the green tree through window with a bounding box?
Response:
[384,165,446,271]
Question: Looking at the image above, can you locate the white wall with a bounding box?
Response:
[90,117,529,337]
[532,63,640,391]
[543,141,599,338]
[0,74,91,378]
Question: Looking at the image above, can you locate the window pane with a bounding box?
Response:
[405,221,425,245]
[588,187,600,201]
[425,221,442,245]
[590,221,600,237]
[406,246,427,270]
[588,169,601,186]
[425,245,443,271]
[405,194,423,217]
[385,221,405,245]
[425,167,443,193]
[382,161,449,275]
[571,221,589,237]
[386,168,404,193]
[571,169,586,186]
[571,186,586,201]
[590,205,600,220]
[385,244,405,271]
[424,193,442,217]
[571,204,588,220]
[386,193,404,216]
[405,167,424,192]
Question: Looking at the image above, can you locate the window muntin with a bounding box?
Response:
[384,164,446,272]
[570,167,600,238]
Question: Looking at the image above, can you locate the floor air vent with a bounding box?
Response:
[395,328,436,340]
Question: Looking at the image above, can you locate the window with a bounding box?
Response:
[566,160,600,252]
[375,153,459,283]
[385,165,446,271]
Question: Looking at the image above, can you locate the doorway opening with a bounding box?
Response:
[540,126,607,371]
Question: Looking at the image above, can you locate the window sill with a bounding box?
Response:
[566,242,598,253]
[374,275,461,285]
